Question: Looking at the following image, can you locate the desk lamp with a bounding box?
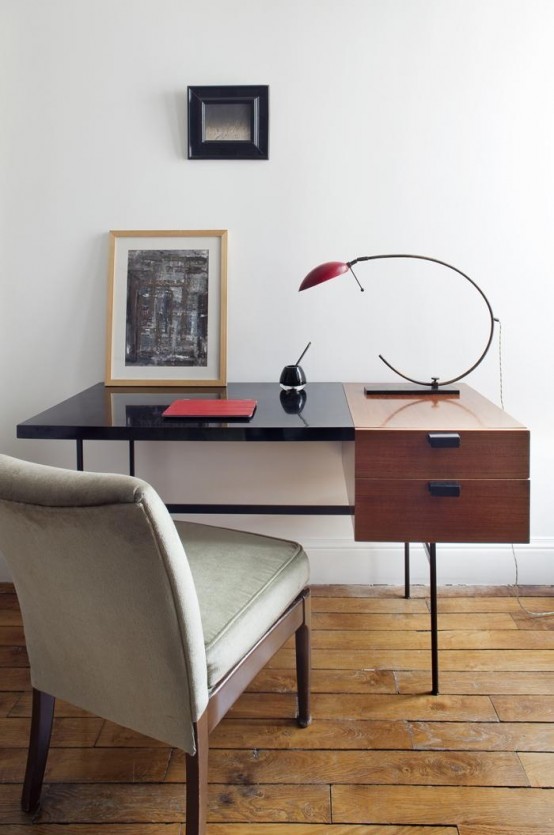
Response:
[299,253,497,395]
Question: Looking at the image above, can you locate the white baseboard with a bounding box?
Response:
[2,536,552,588]
[303,538,554,586]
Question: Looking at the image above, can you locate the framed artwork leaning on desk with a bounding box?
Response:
[105,229,228,387]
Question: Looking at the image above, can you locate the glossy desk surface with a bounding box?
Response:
[17,382,355,443]
[17,382,527,442]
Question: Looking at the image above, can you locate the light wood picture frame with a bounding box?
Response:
[106,230,227,386]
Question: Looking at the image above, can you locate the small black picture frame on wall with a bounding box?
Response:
[188,85,269,160]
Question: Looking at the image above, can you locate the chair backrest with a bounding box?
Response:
[0,454,208,753]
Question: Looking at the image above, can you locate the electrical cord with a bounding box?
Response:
[497,318,554,617]
[497,317,504,410]
[512,544,554,618]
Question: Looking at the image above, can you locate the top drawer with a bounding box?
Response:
[356,429,530,480]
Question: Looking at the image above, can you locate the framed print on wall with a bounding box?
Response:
[106,230,227,386]
[188,85,269,159]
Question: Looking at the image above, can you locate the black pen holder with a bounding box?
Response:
[279,364,306,391]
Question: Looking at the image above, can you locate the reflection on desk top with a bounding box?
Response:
[17,382,355,442]
[343,383,527,431]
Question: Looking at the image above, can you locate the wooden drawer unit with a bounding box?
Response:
[344,384,530,545]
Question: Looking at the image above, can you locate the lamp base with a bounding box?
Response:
[364,383,460,396]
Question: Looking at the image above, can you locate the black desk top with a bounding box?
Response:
[17,382,355,443]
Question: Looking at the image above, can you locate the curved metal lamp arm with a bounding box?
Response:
[347,254,497,389]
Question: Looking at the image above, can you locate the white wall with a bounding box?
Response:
[2,0,554,584]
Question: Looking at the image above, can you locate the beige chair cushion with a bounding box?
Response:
[176,521,309,688]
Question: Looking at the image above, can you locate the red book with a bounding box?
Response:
[162,399,257,419]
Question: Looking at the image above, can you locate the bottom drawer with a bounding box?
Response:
[355,479,530,543]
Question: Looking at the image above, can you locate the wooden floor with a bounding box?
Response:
[2,581,554,834]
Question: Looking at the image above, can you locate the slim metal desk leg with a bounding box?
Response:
[404,542,411,599]
[76,440,84,471]
[428,542,439,695]
[129,440,135,477]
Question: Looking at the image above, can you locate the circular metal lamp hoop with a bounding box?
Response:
[300,253,496,390]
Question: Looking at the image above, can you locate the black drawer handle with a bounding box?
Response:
[427,432,461,448]
[428,481,461,497]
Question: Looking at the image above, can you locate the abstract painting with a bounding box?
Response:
[106,230,227,386]
[125,248,208,368]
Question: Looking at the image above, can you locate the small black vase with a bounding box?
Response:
[279,364,306,391]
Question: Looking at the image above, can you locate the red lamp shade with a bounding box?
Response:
[299,261,349,291]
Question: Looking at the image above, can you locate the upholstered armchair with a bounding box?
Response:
[0,454,311,834]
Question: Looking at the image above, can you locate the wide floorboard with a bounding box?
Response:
[1,581,554,834]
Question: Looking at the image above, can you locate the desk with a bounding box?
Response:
[17,381,530,693]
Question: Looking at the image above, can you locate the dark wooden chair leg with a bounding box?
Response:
[185,710,209,835]
[295,589,312,728]
[21,688,55,813]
